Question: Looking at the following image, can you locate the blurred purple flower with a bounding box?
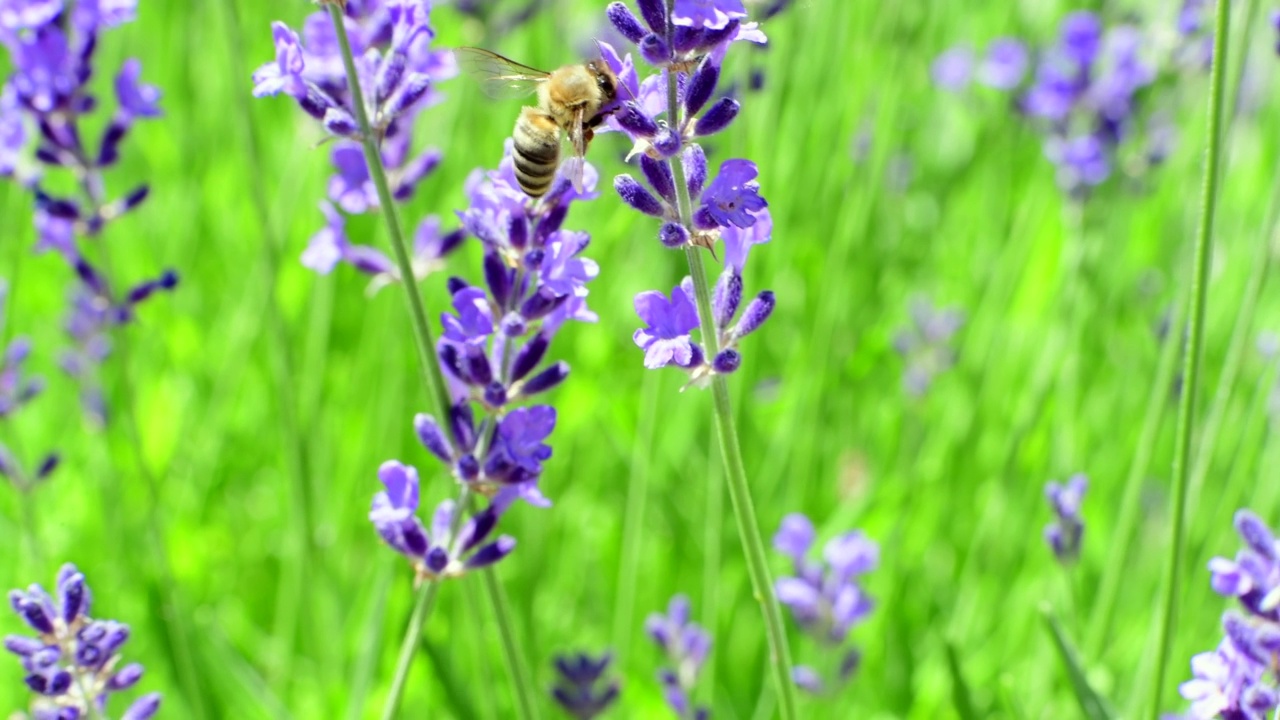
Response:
[633,280,700,369]
[551,651,620,719]
[773,513,876,694]
[1044,474,1087,563]
[893,296,964,397]
[646,594,712,719]
[979,38,1027,89]
[931,46,974,91]
[6,564,161,718]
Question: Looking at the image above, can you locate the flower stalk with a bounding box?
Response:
[663,33,799,719]
[1147,0,1231,712]
[322,7,537,717]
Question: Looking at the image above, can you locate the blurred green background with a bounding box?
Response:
[3,0,1279,717]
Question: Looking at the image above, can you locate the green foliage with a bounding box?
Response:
[2,0,1278,717]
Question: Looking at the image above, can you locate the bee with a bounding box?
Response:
[455,47,620,198]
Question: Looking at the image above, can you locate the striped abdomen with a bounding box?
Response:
[512,106,561,198]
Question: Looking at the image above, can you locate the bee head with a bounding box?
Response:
[587,61,617,102]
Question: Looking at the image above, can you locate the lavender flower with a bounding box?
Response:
[773,513,877,694]
[550,651,620,719]
[1176,510,1280,718]
[1044,474,1087,563]
[5,563,161,719]
[254,3,463,278]
[892,296,964,397]
[0,280,59,489]
[938,11,1162,197]
[601,9,774,381]
[931,46,974,91]
[370,460,516,580]
[0,1,177,425]
[646,595,711,720]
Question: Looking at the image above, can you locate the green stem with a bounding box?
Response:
[480,565,540,720]
[325,9,536,718]
[663,26,799,717]
[379,577,443,720]
[325,3,451,419]
[1147,0,1230,714]
[612,371,660,662]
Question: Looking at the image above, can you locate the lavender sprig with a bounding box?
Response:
[646,595,711,720]
[6,564,161,720]
[550,651,620,719]
[1044,474,1087,564]
[772,514,877,695]
[1175,511,1280,718]
[605,1,797,713]
[0,282,59,491]
[892,296,964,398]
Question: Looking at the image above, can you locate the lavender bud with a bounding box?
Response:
[511,332,550,382]
[683,145,708,196]
[672,26,703,54]
[692,207,718,230]
[34,146,65,166]
[461,345,493,385]
[439,343,465,380]
[683,342,705,369]
[484,382,507,407]
[450,402,477,451]
[375,51,407,103]
[524,247,544,268]
[659,222,690,248]
[457,454,481,481]
[446,276,470,295]
[694,98,740,136]
[641,155,676,203]
[383,74,432,122]
[59,573,86,623]
[615,175,665,216]
[640,33,672,66]
[712,349,741,374]
[615,103,659,138]
[637,0,667,34]
[500,313,527,337]
[685,60,720,117]
[323,108,360,137]
[98,119,129,167]
[123,185,150,211]
[75,259,109,298]
[426,547,450,572]
[535,205,568,242]
[483,252,513,308]
[509,215,530,250]
[701,20,741,50]
[4,636,42,656]
[121,692,162,720]
[733,291,775,339]
[35,453,59,480]
[712,270,743,329]
[36,192,80,220]
[465,536,517,569]
[16,598,54,635]
[1235,510,1278,562]
[414,414,454,464]
[439,229,467,256]
[653,128,681,158]
[107,664,145,692]
[520,289,567,321]
[522,361,570,396]
[606,2,647,43]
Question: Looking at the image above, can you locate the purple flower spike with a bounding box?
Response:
[8,566,160,714]
[979,38,1028,90]
[1060,11,1103,66]
[551,651,621,720]
[646,594,712,719]
[615,174,667,217]
[931,46,974,91]
[773,513,878,692]
[700,159,766,229]
[1044,474,1087,563]
[633,282,700,369]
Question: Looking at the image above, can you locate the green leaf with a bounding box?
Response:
[944,638,982,720]
[1041,605,1116,720]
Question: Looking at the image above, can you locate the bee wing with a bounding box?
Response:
[453,47,549,100]
[564,106,588,193]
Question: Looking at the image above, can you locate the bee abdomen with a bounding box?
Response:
[513,107,560,198]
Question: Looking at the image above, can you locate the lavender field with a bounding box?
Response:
[2,0,1279,718]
